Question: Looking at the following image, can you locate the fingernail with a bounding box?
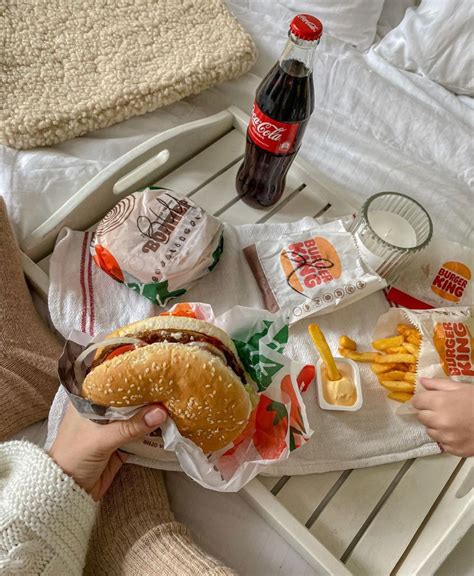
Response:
[144,407,166,427]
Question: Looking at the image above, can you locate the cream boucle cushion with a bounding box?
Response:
[2,0,256,149]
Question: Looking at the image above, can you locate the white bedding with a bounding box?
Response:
[2,2,473,574]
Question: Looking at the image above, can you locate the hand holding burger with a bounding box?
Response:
[49,403,167,500]
[81,316,256,453]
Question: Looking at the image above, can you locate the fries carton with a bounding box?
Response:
[244,220,386,325]
[386,238,473,309]
[373,306,473,411]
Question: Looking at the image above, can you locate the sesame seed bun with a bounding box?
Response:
[82,316,253,453]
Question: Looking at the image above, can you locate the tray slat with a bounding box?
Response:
[258,475,283,491]
[218,170,303,224]
[344,454,460,575]
[276,471,345,524]
[264,185,331,223]
[158,129,244,195]
[242,479,352,576]
[309,461,405,558]
[397,459,473,575]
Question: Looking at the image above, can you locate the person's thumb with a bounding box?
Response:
[421,377,461,392]
[99,404,167,452]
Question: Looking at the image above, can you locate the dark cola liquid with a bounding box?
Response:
[236,58,314,207]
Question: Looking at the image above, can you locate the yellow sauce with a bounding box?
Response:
[321,364,357,406]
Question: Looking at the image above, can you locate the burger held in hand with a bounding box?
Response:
[82,316,257,453]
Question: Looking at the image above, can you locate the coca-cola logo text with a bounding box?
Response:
[251,110,286,142]
[248,102,301,154]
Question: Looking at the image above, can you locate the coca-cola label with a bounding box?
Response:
[248,102,301,155]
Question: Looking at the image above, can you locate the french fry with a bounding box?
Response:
[380,380,415,393]
[378,370,411,381]
[339,348,381,362]
[371,363,397,374]
[379,372,416,384]
[402,342,420,356]
[407,334,421,346]
[338,323,421,401]
[309,324,341,381]
[339,335,357,351]
[386,346,407,354]
[394,363,410,371]
[406,329,420,339]
[397,324,420,339]
[387,391,413,403]
[373,353,416,364]
[372,335,404,350]
[397,324,412,335]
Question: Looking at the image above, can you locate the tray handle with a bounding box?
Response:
[21,109,234,261]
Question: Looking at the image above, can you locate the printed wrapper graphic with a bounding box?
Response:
[386,237,473,309]
[372,306,473,415]
[57,302,314,491]
[245,219,386,325]
[90,187,224,307]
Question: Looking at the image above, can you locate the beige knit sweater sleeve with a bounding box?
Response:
[0,441,97,575]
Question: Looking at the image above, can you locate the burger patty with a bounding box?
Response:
[90,329,247,384]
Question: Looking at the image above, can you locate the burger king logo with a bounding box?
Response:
[433,321,474,378]
[280,236,342,295]
[431,261,471,303]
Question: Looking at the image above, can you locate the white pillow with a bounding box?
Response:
[376,0,419,40]
[375,0,474,95]
[282,0,385,50]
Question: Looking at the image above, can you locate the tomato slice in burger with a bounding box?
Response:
[106,344,136,361]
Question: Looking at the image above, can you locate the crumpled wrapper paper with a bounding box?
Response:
[90,187,224,307]
[48,302,314,491]
[372,305,473,415]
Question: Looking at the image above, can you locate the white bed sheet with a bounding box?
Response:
[2,2,473,574]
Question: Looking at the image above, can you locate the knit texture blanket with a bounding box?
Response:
[2,0,256,149]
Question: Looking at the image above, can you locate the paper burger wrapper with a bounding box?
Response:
[47,302,314,492]
[91,187,224,307]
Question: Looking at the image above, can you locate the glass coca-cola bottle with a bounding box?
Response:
[236,14,322,207]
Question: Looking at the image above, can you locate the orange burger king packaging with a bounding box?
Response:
[244,221,385,324]
[373,306,473,414]
[386,238,473,309]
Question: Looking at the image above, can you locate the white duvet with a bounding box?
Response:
[2,2,473,574]
[2,1,473,248]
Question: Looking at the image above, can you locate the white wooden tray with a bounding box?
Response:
[20,106,473,576]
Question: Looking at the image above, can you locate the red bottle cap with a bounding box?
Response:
[290,14,323,41]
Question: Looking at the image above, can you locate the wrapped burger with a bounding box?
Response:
[91,187,223,306]
[48,303,314,491]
